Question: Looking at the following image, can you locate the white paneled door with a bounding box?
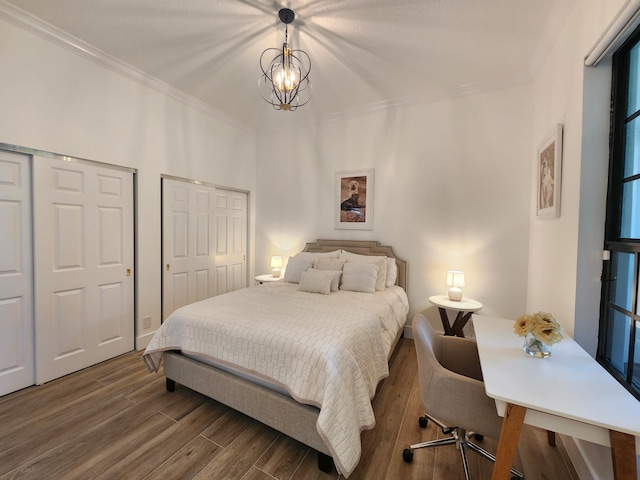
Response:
[214,188,247,295]
[162,179,247,320]
[33,156,134,385]
[0,151,34,396]
[162,179,216,320]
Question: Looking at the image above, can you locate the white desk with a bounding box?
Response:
[474,315,640,480]
[428,295,482,337]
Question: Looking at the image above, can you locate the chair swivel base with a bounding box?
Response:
[403,421,523,480]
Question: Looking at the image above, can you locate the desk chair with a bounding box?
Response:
[404,314,523,480]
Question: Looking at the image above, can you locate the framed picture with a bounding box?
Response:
[536,124,563,218]
[335,169,374,230]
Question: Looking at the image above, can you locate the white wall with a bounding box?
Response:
[0,17,257,349]
[255,84,533,323]
[528,0,626,347]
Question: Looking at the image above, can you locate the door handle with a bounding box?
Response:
[126,268,131,277]
[166,264,170,271]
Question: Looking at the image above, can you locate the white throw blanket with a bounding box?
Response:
[143,282,408,477]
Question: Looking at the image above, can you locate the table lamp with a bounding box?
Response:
[446,270,465,301]
[271,256,283,278]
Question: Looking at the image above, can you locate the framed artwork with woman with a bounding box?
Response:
[537,124,563,218]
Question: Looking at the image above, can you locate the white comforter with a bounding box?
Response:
[143,282,408,477]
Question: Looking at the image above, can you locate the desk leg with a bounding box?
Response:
[609,430,637,480]
[491,403,526,480]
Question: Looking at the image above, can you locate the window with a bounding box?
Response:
[598,27,640,400]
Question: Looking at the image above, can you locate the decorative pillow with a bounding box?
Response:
[315,257,346,272]
[299,268,334,295]
[340,263,378,293]
[283,255,314,283]
[339,251,387,291]
[306,267,342,292]
[386,257,398,287]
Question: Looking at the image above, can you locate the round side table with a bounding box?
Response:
[254,274,283,285]
[428,295,482,338]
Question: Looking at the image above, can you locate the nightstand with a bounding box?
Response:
[255,274,283,285]
[428,295,482,338]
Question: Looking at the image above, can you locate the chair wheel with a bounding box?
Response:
[474,433,484,441]
[442,427,454,435]
[402,448,413,463]
[418,416,428,428]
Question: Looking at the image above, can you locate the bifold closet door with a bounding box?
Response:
[0,151,34,396]
[162,179,216,321]
[33,156,134,385]
[214,188,247,295]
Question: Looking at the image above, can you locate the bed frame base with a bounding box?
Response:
[166,378,176,392]
[163,351,332,456]
[318,452,333,473]
[166,373,335,472]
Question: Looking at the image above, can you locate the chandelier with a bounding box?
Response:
[258,8,311,111]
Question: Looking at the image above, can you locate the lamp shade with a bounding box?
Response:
[271,256,283,278]
[446,270,465,301]
[446,270,465,288]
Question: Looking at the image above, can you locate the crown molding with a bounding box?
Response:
[0,0,252,133]
[324,71,533,123]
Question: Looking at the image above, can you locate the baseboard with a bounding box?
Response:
[560,435,640,480]
[403,324,413,339]
[561,435,597,479]
[136,331,155,351]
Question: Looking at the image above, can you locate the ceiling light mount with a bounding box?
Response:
[258,8,311,111]
[278,8,295,24]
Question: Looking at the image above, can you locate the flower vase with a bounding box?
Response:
[523,333,552,358]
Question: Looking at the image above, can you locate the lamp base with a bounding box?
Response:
[447,287,462,301]
[272,268,281,278]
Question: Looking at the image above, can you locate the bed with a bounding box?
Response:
[143,239,408,478]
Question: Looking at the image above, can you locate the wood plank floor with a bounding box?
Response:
[0,338,579,480]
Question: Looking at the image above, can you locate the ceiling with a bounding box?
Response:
[4,0,564,128]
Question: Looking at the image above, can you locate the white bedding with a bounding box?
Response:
[143,282,408,477]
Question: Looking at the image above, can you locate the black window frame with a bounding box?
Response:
[597,25,640,401]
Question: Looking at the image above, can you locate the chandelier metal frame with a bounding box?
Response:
[258,8,312,111]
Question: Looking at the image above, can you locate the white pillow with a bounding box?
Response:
[299,268,334,295]
[283,255,314,283]
[386,257,398,287]
[295,250,341,263]
[339,251,387,291]
[315,257,346,271]
[306,267,342,292]
[340,263,378,294]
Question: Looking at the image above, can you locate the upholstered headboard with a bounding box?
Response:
[302,239,408,291]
